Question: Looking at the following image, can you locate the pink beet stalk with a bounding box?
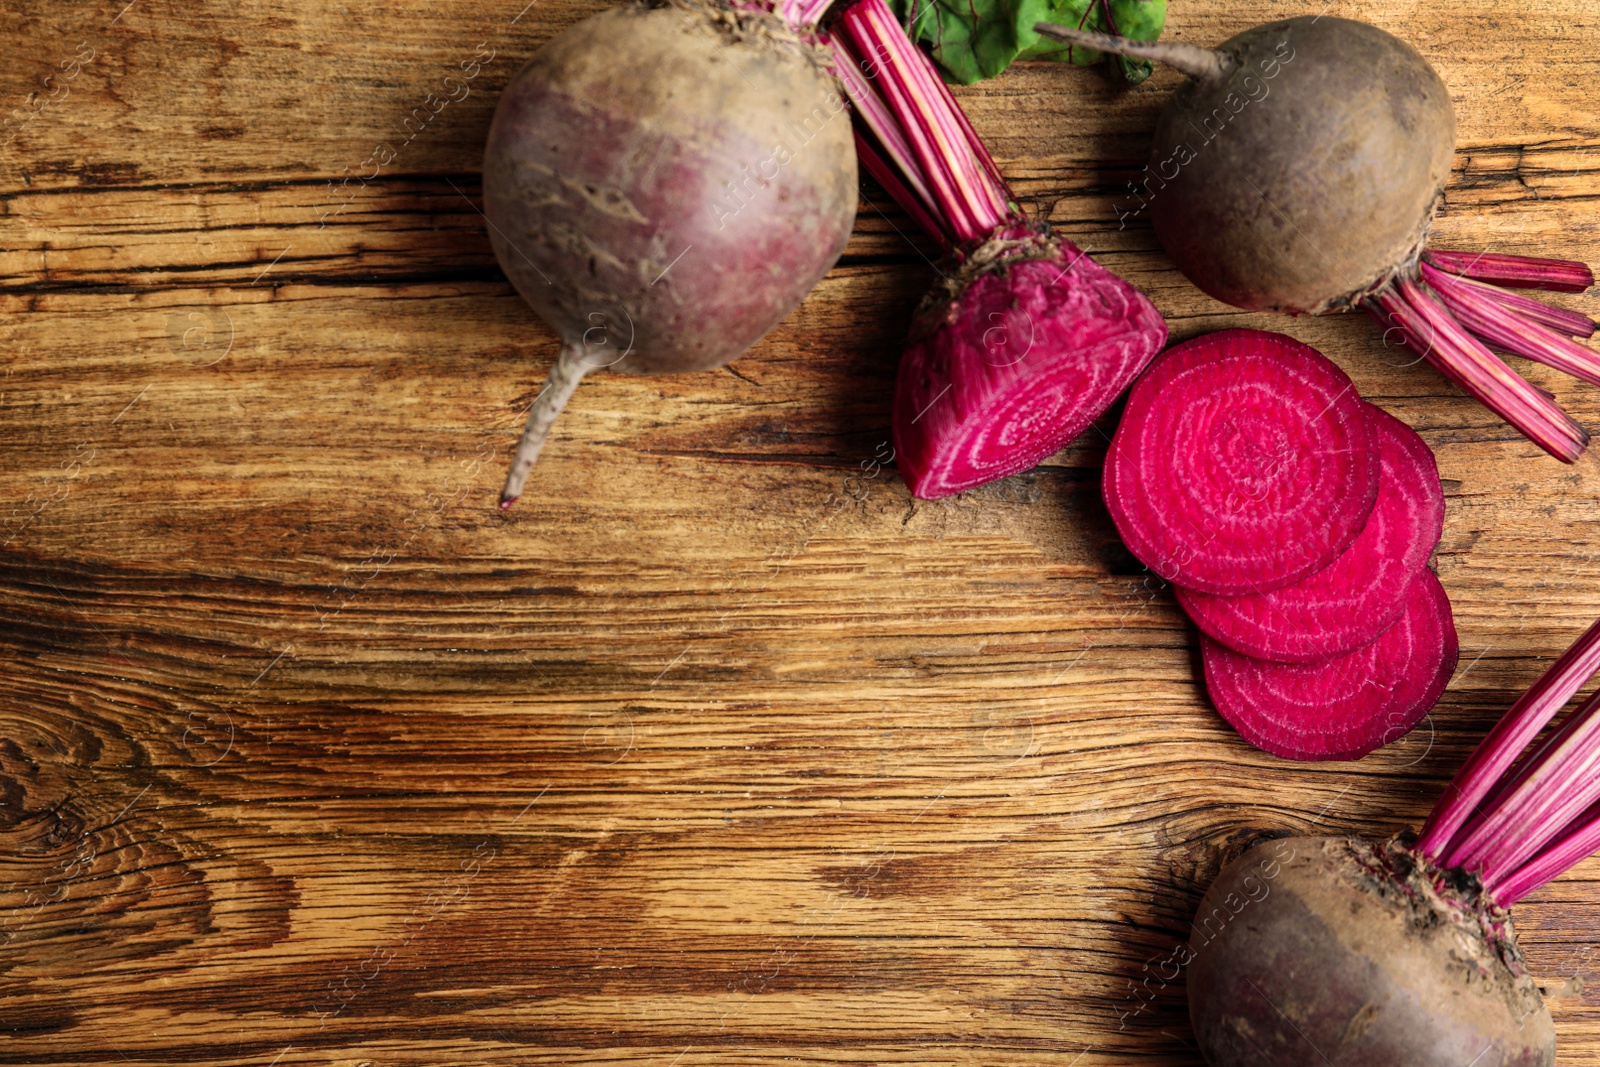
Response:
[1369,248,1600,461]
[1417,615,1600,860]
[1420,617,1600,857]
[1425,249,1595,294]
[1467,278,1597,339]
[1444,690,1600,878]
[832,0,1167,499]
[1493,800,1600,906]
[832,1,1009,247]
[1371,278,1589,462]
[1405,613,1600,907]
[775,0,833,26]
[1421,262,1600,387]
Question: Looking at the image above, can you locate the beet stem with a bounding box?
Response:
[1422,263,1600,388]
[834,0,1012,244]
[852,129,951,246]
[1444,689,1600,880]
[836,55,947,239]
[1031,22,1226,82]
[1459,275,1597,339]
[1417,615,1600,861]
[1369,290,1475,394]
[780,0,832,27]
[1424,249,1595,294]
[1388,278,1588,462]
[1493,799,1600,905]
[499,342,595,508]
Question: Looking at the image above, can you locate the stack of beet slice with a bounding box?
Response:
[1104,329,1457,761]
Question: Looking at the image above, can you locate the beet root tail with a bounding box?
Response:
[499,343,595,509]
[1031,21,1226,81]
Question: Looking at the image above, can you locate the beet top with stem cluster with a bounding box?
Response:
[1188,618,1600,1067]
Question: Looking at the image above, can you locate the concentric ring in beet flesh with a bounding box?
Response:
[1104,329,1380,595]
[1176,403,1444,662]
[1201,569,1458,761]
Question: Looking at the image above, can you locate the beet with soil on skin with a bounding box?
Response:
[1176,402,1446,663]
[1200,568,1457,761]
[1103,329,1379,595]
[483,0,857,505]
[1189,836,1552,1067]
[831,0,1166,501]
[1035,15,1600,463]
[1145,17,1454,317]
[1177,617,1600,1066]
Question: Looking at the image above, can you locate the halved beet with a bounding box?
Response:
[1201,569,1458,761]
[1104,329,1380,595]
[893,228,1168,500]
[1176,403,1444,662]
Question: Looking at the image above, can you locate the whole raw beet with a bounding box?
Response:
[483,0,858,502]
[1034,13,1598,461]
[1147,17,1456,313]
[1189,836,1553,1067]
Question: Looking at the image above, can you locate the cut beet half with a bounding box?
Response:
[831,0,1167,501]
[893,228,1170,499]
[1201,568,1458,761]
[1104,329,1380,595]
[1175,403,1445,662]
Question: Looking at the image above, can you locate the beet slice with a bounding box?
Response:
[1104,329,1380,595]
[1176,403,1444,662]
[1201,569,1458,761]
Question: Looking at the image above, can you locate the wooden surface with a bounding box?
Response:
[5,0,1600,1063]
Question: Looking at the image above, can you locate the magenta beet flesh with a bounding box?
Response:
[1177,403,1445,662]
[833,1,1167,500]
[893,229,1168,499]
[1104,329,1379,595]
[1200,569,1457,761]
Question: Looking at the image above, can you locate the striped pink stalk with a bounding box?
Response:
[1425,249,1595,293]
[1468,278,1596,339]
[1417,615,1600,860]
[1416,615,1600,908]
[1421,263,1600,387]
[850,130,946,241]
[836,55,940,219]
[1370,249,1599,461]
[832,0,1011,247]
[772,0,833,27]
[1378,278,1588,462]
[1443,691,1600,878]
[1371,288,1481,397]
[1492,800,1600,905]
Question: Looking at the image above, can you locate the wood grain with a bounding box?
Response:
[5,0,1600,1063]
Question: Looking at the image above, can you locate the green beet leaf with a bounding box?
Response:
[889,0,1165,84]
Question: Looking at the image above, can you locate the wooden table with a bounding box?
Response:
[4,0,1600,1062]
